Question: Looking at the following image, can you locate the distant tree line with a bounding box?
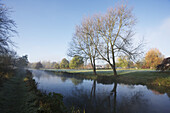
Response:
[28,48,167,71]
[28,56,84,69]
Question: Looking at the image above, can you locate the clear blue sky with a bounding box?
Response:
[3,0,170,62]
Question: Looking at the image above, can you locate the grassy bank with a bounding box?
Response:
[24,70,69,113]
[0,69,40,113]
[0,69,82,113]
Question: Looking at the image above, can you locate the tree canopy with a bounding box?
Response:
[35,62,43,69]
[145,48,164,69]
[117,56,129,68]
[55,63,60,69]
[69,56,84,69]
[60,58,69,69]
[15,55,29,68]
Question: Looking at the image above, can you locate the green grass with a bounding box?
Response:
[117,70,170,85]
[45,68,151,74]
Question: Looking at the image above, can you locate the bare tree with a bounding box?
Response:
[69,3,143,76]
[0,3,16,54]
[0,2,17,72]
[89,3,143,76]
[68,17,99,75]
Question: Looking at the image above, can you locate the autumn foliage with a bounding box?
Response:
[145,48,164,69]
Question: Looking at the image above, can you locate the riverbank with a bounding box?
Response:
[0,69,81,113]
[46,69,170,86]
[46,69,170,95]
[0,69,40,113]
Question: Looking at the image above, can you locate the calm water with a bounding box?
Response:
[31,70,170,113]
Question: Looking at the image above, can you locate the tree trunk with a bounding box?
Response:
[110,45,117,76]
[93,58,97,75]
[93,66,97,75]
[108,62,117,76]
[112,52,117,76]
[112,65,117,76]
[90,57,97,75]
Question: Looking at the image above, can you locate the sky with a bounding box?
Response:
[2,0,170,63]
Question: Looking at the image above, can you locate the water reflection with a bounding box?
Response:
[111,82,117,113]
[31,70,170,113]
[117,92,148,113]
[90,80,96,98]
[60,76,67,82]
[70,78,83,85]
[64,82,149,113]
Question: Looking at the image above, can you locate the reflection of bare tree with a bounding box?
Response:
[112,82,117,113]
[103,82,117,113]
[90,80,96,98]
[90,80,97,108]
[117,91,148,113]
[64,81,150,113]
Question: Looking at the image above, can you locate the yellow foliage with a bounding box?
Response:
[145,48,164,69]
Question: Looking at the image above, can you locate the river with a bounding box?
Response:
[31,70,170,113]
